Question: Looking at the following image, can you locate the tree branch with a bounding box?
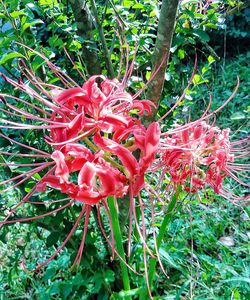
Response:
[89,0,115,78]
[144,0,179,125]
[69,0,102,76]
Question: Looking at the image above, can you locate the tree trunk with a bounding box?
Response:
[69,0,102,76]
[89,0,115,78]
[144,0,179,125]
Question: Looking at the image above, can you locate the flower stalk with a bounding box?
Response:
[108,196,131,296]
[139,189,179,299]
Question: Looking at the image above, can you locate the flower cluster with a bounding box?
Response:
[0,52,249,275]
[35,75,160,204]
[0,65,160,269]
[155,121,249,201]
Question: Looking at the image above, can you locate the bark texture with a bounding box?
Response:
[90,0,115,78]
[144,0,179,125]
[69,0,102,76]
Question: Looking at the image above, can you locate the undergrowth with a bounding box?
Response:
[0,53,249,300]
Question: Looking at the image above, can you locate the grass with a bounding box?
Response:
[157,196,250,299]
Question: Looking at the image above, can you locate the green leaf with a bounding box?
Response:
[46,231,60,247]
[43,267,56,281]
[60,283,72,299]
[208,55,215,64]
[104,270,115,283]
[192,29,210,42]
[39,0,59,6]
[119,288,142,297]
[24,180,36,193]
[0,155,6,164]
[222,277,250,284]
[232,289,240,299]
[204,23,218,29]
[192,74,209,85]
[38,292,50,300]
[0,52,26,65]
[146,71,151,81]
[132,3,144,9]
[32,173,41,180]
[202,65,209,74]
[22,20,44,31]
[159,248,181,270]
[193,74,201,84]
[231,112,246,120]
[48,36,64,48]
[49,284,60,295]
[177,48,185,59]
[10,11,26,18]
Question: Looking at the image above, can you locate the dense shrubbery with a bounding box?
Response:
[0,1,249,299]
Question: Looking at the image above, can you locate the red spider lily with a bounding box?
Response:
[0,50,160,273]
[37,149,128,205]
[156,120,250,202]
[93,121,160,194]
[0,44,249,299]
[49,76,154,143]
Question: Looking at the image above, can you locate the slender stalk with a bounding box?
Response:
[107,196,131,296]
[139,189,179,299]
[148,190,178,286]
[84,137,126,172]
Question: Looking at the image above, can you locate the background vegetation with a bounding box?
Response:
[0,0,249,299]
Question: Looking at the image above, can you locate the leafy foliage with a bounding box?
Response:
[0,0,249,299]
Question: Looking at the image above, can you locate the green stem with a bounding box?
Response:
[84,137,98,152]
[149,191,178,285]
[108,196,131,296]
[139,189,179,299]
[83,137,126,173]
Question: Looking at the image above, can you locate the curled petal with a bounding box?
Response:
[93,133,139,177]
[51,151,69,183]
[55,87,89,106]
[78,162,96,187]
[143,122,160,166]
[131,100,155,115]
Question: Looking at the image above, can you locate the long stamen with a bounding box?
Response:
[0,93,52,116]
[16,42,79,88]
[0,199,75,225]
[0,162,53,186]
[0,167,56,227]
[0,162,49,167]
[0,134,50,156]
[28,197,71,205]
[45,128,96,146]
[70,205,91,269]
[0,151,48,158]
[158,53,198,122]
[0,118,67,129]
[63,47,87,81]
[0,162,54,192]
[0,102,68,125]
[22,205,86,272]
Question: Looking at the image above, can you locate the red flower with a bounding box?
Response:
[157,121,249,201]
[0,64,158,271]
